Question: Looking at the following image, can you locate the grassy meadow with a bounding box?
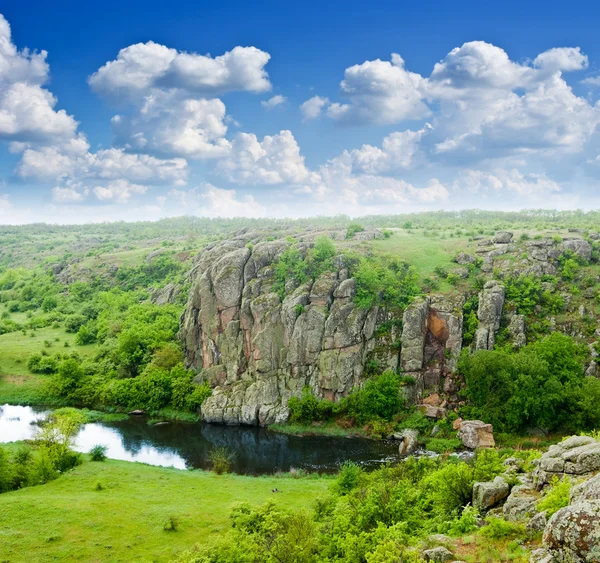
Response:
[0,456,332,563]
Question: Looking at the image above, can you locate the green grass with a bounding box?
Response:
[0,458,332,563]
[0,324,97,377]
[369,231,473,281]
[0,372,54,405]
[271,421,370,438]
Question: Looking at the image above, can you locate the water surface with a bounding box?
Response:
[0,404,399,474]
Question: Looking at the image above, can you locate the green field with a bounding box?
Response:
[0,321,97,377]
[0,457,332,563]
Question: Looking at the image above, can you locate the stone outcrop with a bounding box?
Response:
[180,229,400,425]
[457,420,495,449]
[422,546,454,562]
[543,501,600,562]
[533,436,600,487]
[509,314,527,348]
[473,476,510,511]
[151,282,180,305]
[474,281,505,351]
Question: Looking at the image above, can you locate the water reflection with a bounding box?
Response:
[0,405,399,474]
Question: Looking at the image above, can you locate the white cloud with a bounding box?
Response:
[0,193,10,215]
[89,42,271,101]
[324,53,429,125]
[216,130,317,185]
[261,94,286,109]
[18,145,188,186]
[581,75,600,86]
[454,169,561,195]
[300,95,329,120]
[349,125,431,174]
[93,179,149,203]
[111,92,230,159]
[0,15,78,144]
[168,183,266,217]
[51,185,87,203]
[533,47,588,73]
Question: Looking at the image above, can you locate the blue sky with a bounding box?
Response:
[2,0,600,223]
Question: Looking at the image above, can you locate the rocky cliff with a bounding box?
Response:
[180,227,596,425]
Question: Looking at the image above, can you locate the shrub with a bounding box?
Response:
[335,461,363,495]
[473,449,504,482]
[480,517,526,540]
[537,476,571,517]
[163,515,180,532]
[209,447,234,475]
[346,223,365,238]
[89,444,108,462]
[425,438,462,454]
[288,387,333,424]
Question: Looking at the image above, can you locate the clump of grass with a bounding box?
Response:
[208,447,234,475]
[163,515,180,532]
[89,444,108,462]
[95,482,104,491]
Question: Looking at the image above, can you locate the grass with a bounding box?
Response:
[0,323,97,377]
[0,372,54,405]
[0,457,332,563]
[369,231,473,283]
[270,421,370,438]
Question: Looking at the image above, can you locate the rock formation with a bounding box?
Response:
[180,229,399,425]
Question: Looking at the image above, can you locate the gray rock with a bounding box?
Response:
[493,231,513,244]
[474,281,505,350]
[527,510,548,534]
[423,546,453,562]
[529,548,555,563]
[561,239,592,262]
[457,420,495,449]
[509,314,527,348]
[503,487,537,521]
[534,436,600,486]
[455,252,477,265]
[473,476,510,511]
[400,298,429,372]
[570,472,600,504]
[544,500,600,562]
[151,283,180,305]
[454,267,470,279]
[398,429,419,455]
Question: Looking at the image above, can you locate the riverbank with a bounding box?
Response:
[0,452,332,563]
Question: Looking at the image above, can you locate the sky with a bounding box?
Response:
[2,0,600,224]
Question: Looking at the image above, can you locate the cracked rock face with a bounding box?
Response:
[180,231,399,426]
[474,281,505,351]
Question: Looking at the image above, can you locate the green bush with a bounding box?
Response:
[480,517,526,540]
[335,461,363,495]
[209,447,234,475]
[89,445,108,462]
[537,476,571,517]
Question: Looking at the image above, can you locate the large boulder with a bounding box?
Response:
[543,501,600,562]
[398,429,419,455]
[457,420,495,449]
[455,252,477,265]
[561,239,592,262]
[473,476,510,511]
[503,485,538,521]
[422,546,453,562]
[534,436,600,486]
[492,231,513,244]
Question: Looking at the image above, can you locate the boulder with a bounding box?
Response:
[543,500,600,562]
[401,298,429,372]
[527,510,548,534]
[457,420,495,449]
[455,252,476,265]
[561,239,592,262]
[420,404,447,419]
[503,485,538,521]
[570,472,600,504]
[423,546,453,562]
[473,476,510,511]
[534,436,600,486]
[398,429,419,455]
[509,314,527,348]
[529,548,555,563]
[492,231,513,244]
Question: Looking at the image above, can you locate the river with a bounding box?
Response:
[0,404,401,474]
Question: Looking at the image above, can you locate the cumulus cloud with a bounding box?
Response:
[51,184,87,203]
[261,95,286,109]
[89,42,271,101]
[18,145,188,185]
[168,183,266,217]
[0,14,78,145]
[348,125,431,174]
[216,130,318,185]
[300,96,329,120]
[93,179,149,203]
[89,40,273,160]
[111,93,230,159]
[454,169,561,195]
[0,193,10,215]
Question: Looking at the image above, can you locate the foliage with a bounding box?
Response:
[89,444,108,462]
[480,517,526,540]
[335,461,363,495]
[537,476,571,517]
[459,333,597,432]
[209,447,234,475]
[346,223,365,238]
[350,255,420,310]
[504,275,541,315]
[288,387,334,424]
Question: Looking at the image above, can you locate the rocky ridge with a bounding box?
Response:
[179,227,596,426]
